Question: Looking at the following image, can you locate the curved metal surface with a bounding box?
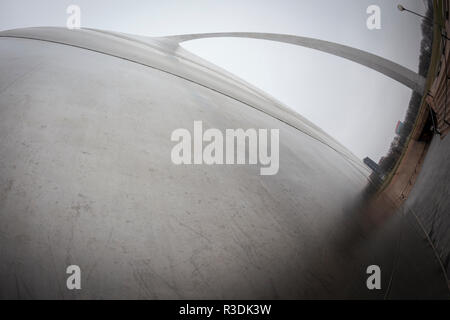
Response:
[0,33,371,299]
[166,32,426,93]
[0,27,368,173]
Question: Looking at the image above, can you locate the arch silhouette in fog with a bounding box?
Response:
[166,32,425,93]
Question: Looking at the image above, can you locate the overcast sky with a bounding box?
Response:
[0,0,428,161]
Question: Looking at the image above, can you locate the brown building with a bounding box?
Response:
[426,0,450,137]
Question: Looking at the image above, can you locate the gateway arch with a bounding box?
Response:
[165,32,426,94]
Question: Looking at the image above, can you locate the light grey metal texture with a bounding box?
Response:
[0,33,367,299]
[166,32,426,93]
[0,27,373,173]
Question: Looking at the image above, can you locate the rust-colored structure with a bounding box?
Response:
[375,1,449,206]
[427,0,450,137]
